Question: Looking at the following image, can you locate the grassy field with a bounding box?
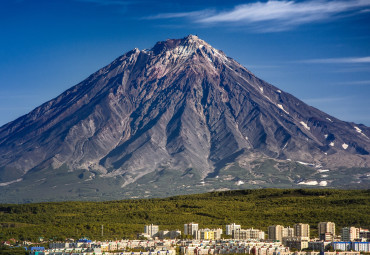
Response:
[0,189,369,242]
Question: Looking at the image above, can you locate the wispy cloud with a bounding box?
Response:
[299,56,370,64]
[329,66,370,73]
[198,0,370,24]
[150,0,370,32]
[334,80,370,85]
[146,11,209,20]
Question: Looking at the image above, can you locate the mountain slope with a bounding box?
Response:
[0,35,369,202]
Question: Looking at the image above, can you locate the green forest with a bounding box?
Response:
[0,189,369,242]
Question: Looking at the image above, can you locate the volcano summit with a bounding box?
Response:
[0,35,369,202]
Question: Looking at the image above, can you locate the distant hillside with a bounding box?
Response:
[0,189,369,242]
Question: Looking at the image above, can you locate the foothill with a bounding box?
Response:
[7,222,369,255]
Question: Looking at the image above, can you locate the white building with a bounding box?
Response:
[351,242,370,252]
[342,227,360,241]
[268,225,284,241]
[226,223,241,236]
[283,227,295,238]
[318,222,335,240]
[283,237,309,250]
[233,228,265,240]
[144,224,159,238]
[294,223,310,237]
[332,242,351,251]
[331,242,370,252]
[184,223,199,237]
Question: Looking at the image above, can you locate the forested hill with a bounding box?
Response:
[0,189,369,242]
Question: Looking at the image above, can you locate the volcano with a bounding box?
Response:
[0,35,369,202]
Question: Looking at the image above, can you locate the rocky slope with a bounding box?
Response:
[0,35,369,202]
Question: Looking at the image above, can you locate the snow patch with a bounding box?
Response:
[245,136,248,140]
[319,181,328,186]
[296,161,315,167]
[259,87,264,93]
[321,174,328,178]
[282,142,288,150]
[277,90,281,93]
[318,169,329,173]
[298,180,327,187]
[277,104,289,114]
[354,126,362,133]
[0,178,23,186]
[223,175,234,181]
[297,161,309,166]
[298,180,318,186]
[354,126,369,139]
[235,180,245,186]
[211,48,229,63]
[300,121,310,130]
[324,134,328,139]
[326,117,333,122]
[263,94,273,103]
[342,143,348,149]
[329,142,334,147]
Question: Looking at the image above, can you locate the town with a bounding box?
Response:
[8,222,370,255]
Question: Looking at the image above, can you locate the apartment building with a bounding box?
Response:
[341,227,360,241]
[283,237,309,250]
[226,223,241,236]
[233,228,265,240]
[318,222,336,241]
[269,225,284,241]
[283,227,295,238]
[195,228,222,240]
[144,224,159,238]
[294,223,310,237]
[184,223,199,238]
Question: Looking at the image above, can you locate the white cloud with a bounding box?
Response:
[150,0,370,32]
[300,56,370,64]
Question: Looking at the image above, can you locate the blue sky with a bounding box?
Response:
[1,0,370,126]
